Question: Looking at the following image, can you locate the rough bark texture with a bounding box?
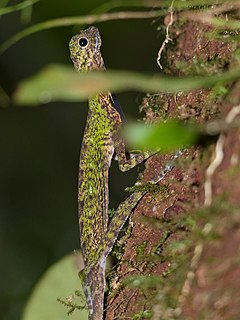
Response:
[106,17,240,320]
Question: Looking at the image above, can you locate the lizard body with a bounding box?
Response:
[69,26,183,319]
[69,26,152,320]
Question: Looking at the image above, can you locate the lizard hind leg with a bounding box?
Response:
[103,190,145,259]
[103,149,184,259]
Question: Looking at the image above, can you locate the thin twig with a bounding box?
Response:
[156,0,175,69]
[0,10,162,54]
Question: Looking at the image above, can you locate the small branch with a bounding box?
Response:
[0,10,162,54]
[156,0,175,69]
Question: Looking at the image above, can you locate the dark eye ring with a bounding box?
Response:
[79,37,88,48]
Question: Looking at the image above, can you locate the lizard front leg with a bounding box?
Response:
[113,136,156,172]
[102,135,155,256]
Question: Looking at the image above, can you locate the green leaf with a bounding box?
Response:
[124,120,198,150]
[14,65,93,105]
[22,254,88,320]
[14,64,240,106]
[0,0,39,17]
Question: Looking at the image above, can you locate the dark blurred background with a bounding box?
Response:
[0,1,163,319]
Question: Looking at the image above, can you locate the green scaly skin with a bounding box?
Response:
[69,26,152,320]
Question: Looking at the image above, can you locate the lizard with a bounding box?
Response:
[69,26,182,320]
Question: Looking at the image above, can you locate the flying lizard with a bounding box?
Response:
[69,26,182,320]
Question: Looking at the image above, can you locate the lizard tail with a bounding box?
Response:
[87,259,106,320]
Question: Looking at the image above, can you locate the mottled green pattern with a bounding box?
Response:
[78,94,121,267]
[69,26,152,320]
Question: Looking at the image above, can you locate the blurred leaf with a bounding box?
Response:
[0,0,39,16]
[0,0,10,9]
[124,120,198,150]
[14,64,240,106]
[22,254,88,320]
[20,2,33,24]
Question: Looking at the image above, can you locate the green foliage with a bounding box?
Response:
[57,290,86,316]
[166,239,192,257]
[13,64,240,105]
[132,309,152,320]
[175,55,229,76]
[124,120,198,150]
[136,240,148,256]
[22,254,88,320]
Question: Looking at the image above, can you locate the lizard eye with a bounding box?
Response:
[79,37,88,48]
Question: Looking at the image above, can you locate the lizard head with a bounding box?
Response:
[69,26,105,72]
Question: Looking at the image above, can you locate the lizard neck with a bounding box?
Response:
[88,94,108,113]
[88,93,122,125]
